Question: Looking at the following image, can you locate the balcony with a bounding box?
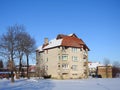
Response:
[57,69,70,74]
[61,69,70,74]
[83,54,87,59]
[84,62,88,66]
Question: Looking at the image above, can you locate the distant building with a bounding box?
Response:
[15,65,36,77]
[36,34,90,79]
[88,62,103,76]
[97,66,112,78]
[88,62,112,78]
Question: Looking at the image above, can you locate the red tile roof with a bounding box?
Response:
[58,34,90,50]
[37,33,90,51]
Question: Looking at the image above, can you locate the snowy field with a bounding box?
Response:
[0,78,120,90]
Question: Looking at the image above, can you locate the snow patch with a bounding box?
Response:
[0,78,120,90]
[43,38,62,49]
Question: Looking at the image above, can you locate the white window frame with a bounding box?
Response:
[62,55,68,61]
[72,56,78,62]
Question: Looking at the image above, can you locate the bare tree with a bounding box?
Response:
[104,58,110,66]
[112,61,120,78]
[20,33,36,79]
[15,29,26,78]
[0,28,17,82]
[113,61,120,68]
[103,58,110,78]
[13,25,36,79]
[0,24,36,82]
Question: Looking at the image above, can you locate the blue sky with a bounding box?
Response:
[0,0,120,64]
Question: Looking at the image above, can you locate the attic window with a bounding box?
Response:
[72,48,77,53]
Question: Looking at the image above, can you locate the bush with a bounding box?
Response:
[43,75,51,79]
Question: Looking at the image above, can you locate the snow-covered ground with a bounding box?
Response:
[0,78,120,90]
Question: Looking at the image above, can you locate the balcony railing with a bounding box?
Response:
[61,69,70,73]
[57,69,70,74]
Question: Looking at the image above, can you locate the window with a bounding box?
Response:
[72,48,77,53]
[62,55,68,60]
[45,58,48,62]
[72,56,78,62]
[58,56,61,60]
[72,65,78,71]
[62,63,69,69]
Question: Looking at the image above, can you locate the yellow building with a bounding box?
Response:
[36,34,90,79]
[97,66,112,78]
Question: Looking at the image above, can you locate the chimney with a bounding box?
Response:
[44,38,49,45]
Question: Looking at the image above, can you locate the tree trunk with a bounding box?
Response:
[18,56,22,78]
[11,60,14,82]
[11,70,14,82]
[27,54,30,79]
[106,66,108,78]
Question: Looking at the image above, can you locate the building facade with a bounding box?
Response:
[36,34,90,79]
